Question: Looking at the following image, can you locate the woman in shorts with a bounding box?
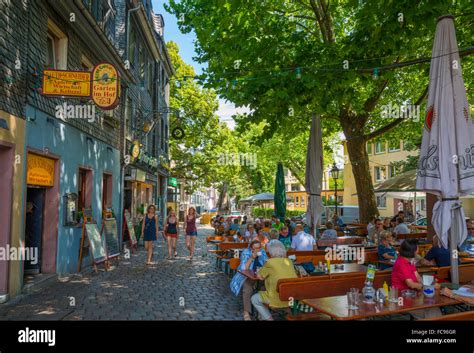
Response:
[164,210,179,260]
[185,207,198,260]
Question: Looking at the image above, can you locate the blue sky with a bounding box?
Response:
[152,0,249,128]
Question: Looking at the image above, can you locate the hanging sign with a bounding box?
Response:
[42,69,91,97]
[129,142,158,170]
[91,63,120,110]
[27,153,55,186]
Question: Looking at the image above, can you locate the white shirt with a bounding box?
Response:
[394,223,410,235]
[291,231,316,251]
[367,222,375,233]
[245,230,257,239]
[320,229,338,239]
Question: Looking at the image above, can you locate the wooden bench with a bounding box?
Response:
[421,310,474,321]
[433,264,474,284]
[277,271,392,320]
[212,242,249,273]
[396,232,428,240]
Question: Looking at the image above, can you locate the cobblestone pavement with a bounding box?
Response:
[0,225,243,321]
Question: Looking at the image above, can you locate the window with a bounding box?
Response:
[147,60,153,93]
[388,165,397,178]
[81,55,93,71]
[366,142,373,155]
[389,140,401,152]
[291,184,300,191]
[160,117,165,150]
[78,168,93,212]
[376,195,387,208]
[128,26,136,67]
[375,141,386,154]
[295,196,299,206]
[125,97,132,140]
[164,123,168,153]
[102,173,113,212]
[46,20,68,69]
[374,166,385,182]
[139,45,145,81]
[301,196,305,207]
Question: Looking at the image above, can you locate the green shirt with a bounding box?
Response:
[258,258,298,308]
[272,222,284,231]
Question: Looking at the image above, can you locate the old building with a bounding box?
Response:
[0,0,173,302]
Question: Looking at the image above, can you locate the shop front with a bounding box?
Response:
[25,106,122,275]
[123,141,170,239]
[0,110,26,303]
[24,151,59,283]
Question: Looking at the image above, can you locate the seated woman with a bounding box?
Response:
[419,235,451,267]
[230,239,269,321]
[265,229,280,252]
[251,241,297,321]
[244,224,257,240]
[383,217,392,231]
[229,218,241,236]
[262,220,272,235]
[392,239,441,319]
[278,226,292,250]
[377,231,397,270]
[320,221,338,239]
[256,229,269,247]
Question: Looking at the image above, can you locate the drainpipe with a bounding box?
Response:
[118,3,141,249]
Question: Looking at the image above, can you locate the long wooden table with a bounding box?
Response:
[317,236,364,248]
[308,263,368,275]
[302,292,461,321]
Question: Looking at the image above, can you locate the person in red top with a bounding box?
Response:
[392,239,441,319]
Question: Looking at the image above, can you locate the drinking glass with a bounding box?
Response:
[389,286,398,303]
[347,292,359,310]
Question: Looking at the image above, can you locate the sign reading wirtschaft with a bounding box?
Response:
[42,70,91,97]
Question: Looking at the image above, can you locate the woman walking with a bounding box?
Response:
[141,205,159,265]
[164,210,179,260]
[185,207,198,260]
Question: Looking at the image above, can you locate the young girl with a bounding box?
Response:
[141,205,159,265]
[164,210,179,260]
[185,207,198,260]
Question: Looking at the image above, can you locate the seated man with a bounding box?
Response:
[291,224,316,251]
[393,217,410,237]
[320,221,338,239]
[419,235,451,267]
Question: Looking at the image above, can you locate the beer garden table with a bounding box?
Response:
[302,292,461,321]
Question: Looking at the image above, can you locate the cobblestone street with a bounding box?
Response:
[0,225,243,321]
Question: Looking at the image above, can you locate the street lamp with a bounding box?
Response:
[330,162,340,217]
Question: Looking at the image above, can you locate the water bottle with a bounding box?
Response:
[363,280,376,303]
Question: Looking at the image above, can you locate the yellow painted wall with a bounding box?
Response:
[343,140,417,216]
[0,110,26,299]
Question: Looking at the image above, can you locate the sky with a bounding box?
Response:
[152,0,249,129]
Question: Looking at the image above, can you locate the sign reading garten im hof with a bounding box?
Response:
[41,63,119,110]
[91,63,120,110]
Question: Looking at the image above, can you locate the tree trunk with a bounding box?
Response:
[341,118,379,223]
[217,182,229,214]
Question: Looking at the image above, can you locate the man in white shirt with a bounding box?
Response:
[291,224,317,251]
[393,217,410,236]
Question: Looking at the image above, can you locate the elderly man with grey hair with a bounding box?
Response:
[251,240,297,321]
